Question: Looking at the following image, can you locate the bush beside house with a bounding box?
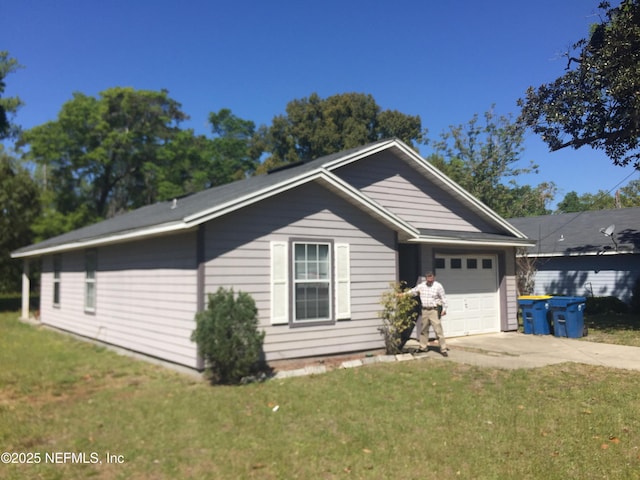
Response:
[191,287,266,385]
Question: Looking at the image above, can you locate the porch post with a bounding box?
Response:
[21,260,30,320]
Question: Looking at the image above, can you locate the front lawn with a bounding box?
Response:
[1,311,639,479]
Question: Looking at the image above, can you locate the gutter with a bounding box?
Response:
[10,221,192,259]
[408,236,536,248]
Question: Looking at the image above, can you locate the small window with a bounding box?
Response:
[435,258,445,269]
[85,250,97,312]
[450,258,462,269]
[467,258,478,269]
[53,255,61,306]
[482,258,493,269]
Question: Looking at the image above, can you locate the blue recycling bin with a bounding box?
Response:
[518,296,552,335]
[548,297,586,338]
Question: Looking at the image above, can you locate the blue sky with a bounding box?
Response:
[2,0,638,210]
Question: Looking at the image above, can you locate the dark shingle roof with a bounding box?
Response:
[508,208,640,256]
[12,140,393,256]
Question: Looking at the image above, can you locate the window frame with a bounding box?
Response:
[84,249,97,313]
[53,254,61,307]
[290,239,335,327]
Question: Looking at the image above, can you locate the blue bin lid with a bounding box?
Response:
[548,296,586,306]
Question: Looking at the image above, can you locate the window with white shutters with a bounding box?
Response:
[270,239,351,326]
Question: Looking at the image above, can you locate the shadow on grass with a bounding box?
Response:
[585,312,640,331]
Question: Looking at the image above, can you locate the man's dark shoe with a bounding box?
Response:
[441,350,448,357]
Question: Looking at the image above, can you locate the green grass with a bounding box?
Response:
[583,312,640,346]
[1,311,640,479]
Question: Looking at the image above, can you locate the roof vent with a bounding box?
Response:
[171,198,177,209]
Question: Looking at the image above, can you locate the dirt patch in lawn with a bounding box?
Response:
[268,349,387,373]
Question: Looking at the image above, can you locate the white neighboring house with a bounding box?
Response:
[12,139,533,370]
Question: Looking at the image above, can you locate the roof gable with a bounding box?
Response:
[12,138,531,258]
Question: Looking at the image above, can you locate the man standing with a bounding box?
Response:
[407,272,449,356]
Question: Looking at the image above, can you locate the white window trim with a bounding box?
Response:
[53,255,61,307]
[292,241,333,324]
[84,250,97,313]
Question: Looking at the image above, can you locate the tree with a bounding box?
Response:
[518,1,640,169]
[556,180,640,212]
[556,191,585,213]
[207,108,261,183]
[428,109,556,218]
[580,190,618,209]
[20,87,189,231]
[258,92,423,171]
[153,129,216,200]
[0,51,23,140]
[619,178,640,206]
[0,147,40,292]
[516,247,539,296]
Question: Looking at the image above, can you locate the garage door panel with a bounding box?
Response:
[435,254,499,338]
[443,317,465,337]
[442,297,466,337]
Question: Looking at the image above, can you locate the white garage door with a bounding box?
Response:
[434,254,499,337]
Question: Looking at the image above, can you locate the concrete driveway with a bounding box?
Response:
[446,332,640,371]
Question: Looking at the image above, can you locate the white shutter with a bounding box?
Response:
[270,241,289,324]
[334,243,351,320]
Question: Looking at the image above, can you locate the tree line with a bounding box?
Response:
[1,1,639,292]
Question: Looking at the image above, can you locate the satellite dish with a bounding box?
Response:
[600,224,615,237]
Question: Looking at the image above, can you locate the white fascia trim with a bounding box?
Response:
[321,139,397,170]
[408,236,536,248]
[10,221,191,259]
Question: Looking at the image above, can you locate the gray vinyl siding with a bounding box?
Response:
[532,255,640,304]
[203,181,397,361]
[335,151,497,232]
[503,249,519,331]
[39,232,200,368]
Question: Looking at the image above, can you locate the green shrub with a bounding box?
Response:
[378,282,418,354]
[585,296,628,315]
[191,287,266,385]
[0,293,39,312]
